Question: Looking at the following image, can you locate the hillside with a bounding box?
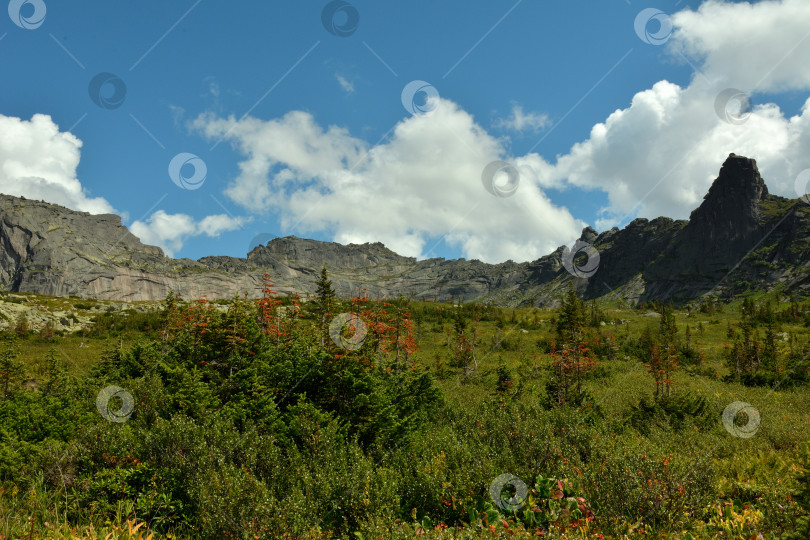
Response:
[1,283,809,539]
[1,154,808,305]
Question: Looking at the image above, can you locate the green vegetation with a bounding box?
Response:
[1,276,809,538]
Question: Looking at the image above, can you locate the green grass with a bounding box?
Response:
[14,334,137,378]
[1,293,808,538]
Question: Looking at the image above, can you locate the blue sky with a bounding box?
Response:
[1,0,809,263]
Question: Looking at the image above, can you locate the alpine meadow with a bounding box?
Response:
[1,1,810,539]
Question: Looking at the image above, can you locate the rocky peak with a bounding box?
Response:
[679,153,768,265]
[689,153,767,231]
[249,235,415,269]
[642,153,773,300]
[579,226,598,243]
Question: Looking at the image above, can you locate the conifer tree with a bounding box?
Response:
[555,283,586,347]
[42,346,67,396]
[658,303,678,346]
[684,324,691,353]
[763,319,777,370]
[548,283,596,406]
[0,338,23,399]
[451,306,477,373]
[725,298,765,379]
[315,264,337,346]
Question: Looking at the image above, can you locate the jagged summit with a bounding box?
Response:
[579,226,599,243]
[690,153,768,229]
[639,153,805,302]
[665,155,768,267]
[250,235,415,269]
[0,154,807,305]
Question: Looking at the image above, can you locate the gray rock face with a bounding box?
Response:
[0,195,263,301]
[661,154,767,273]
[0,154,807,305]
[641,154,802,302]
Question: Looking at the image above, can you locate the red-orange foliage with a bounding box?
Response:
[257,274,299,347]
[257,274,282,336]
[347,292,419,370]
[549,340,596,405]
[647,342,679,398]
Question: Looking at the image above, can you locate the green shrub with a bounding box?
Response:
[586,437,715,533]
[626,392,711,434]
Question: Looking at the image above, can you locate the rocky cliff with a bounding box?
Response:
[637,154,807,302]
[0,154,807,306]
[0,195,262,301]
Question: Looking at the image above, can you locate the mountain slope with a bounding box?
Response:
[0,153,807,305]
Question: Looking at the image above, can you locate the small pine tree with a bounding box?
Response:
[390,295,418,371]
[547,284,598,406]
[647,341,679,399]
[684,324,691,353]
[763,319,777,370]
[588,299,604,328]
[555,283,586,347]
[224,292,251,372]
[14,313,28,337]
[315,265,337,346]
[43,346,67,396]
[160,290,181,343]
[0,338,23,399]
[433,351,447,380]
[496,364,514,394]
[547,340,596,406]
[39,320,56,341]
[257,274,283,348]
[450,308,477,373]
[637,325,655,359]
[658,303,678,346]
[724,298,768,381]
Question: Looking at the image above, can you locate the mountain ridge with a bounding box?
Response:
[1,153,808,306]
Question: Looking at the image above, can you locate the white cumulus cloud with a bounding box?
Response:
[193,100,585,263]
[130,210,247,257]
[669,0,810,93]
[0,113,115,214]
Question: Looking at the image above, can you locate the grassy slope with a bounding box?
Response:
[2,293,809,539]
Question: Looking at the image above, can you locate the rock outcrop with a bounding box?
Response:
[640,154,801,302]
[0,154,807,305]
